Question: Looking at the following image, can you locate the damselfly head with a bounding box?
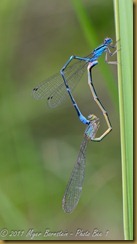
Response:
[88,114,98,122]
[104,37,112,45]
[85,114,100,140]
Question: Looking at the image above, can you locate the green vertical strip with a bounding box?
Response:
[113,0,133,240]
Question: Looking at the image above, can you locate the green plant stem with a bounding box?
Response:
[113,0,133,240]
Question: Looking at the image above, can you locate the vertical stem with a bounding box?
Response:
[113,0,133,240]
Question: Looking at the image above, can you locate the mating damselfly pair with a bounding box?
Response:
[33,37,118,213]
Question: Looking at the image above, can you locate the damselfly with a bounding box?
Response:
[62,114,100,213]
[33,37,118,141]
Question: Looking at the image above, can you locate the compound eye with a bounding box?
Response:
[104,37,112,44]
[104,37,109,43]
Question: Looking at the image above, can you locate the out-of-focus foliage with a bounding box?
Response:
[0,0,123,240]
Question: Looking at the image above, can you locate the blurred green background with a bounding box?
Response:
[0,0,123,240]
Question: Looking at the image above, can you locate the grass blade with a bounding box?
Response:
[114,0,133,240]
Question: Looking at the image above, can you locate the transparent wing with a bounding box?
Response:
[62,137,88,213]
[62,117,100,213]
[32,59,87,108]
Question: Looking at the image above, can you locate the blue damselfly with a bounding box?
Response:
[33,37,118,141]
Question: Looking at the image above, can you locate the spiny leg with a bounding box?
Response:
[105,42,120,65]
[105,49,118,65]
[87,61,112,142]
